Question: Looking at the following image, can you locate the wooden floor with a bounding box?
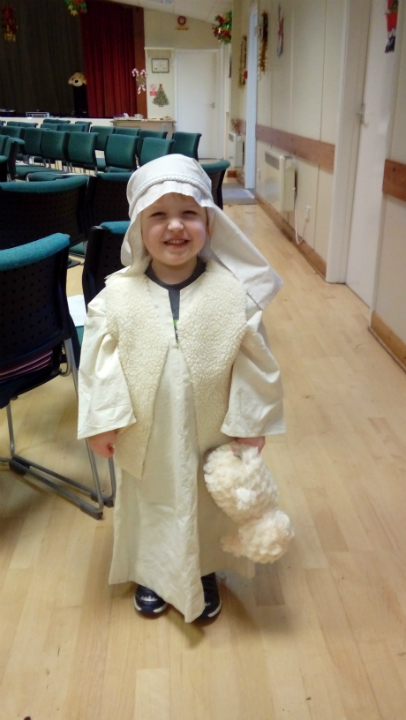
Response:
[2,204,406,720]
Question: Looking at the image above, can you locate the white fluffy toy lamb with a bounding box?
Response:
[203,443,294,564]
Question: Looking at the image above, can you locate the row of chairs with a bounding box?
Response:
[0,159,230,254]
[11,129,200,179]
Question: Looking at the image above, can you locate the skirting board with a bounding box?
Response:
[256,193,326,279]
[369,312,406,373]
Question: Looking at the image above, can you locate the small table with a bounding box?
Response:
[112,118,176,137]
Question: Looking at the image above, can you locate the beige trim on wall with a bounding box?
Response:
[382,159,406,202]
[370,312,406,373]
[256,125,335,172]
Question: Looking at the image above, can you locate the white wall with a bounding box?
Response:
[238,0,344,261]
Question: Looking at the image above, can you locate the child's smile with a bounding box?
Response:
[141,193,209,282]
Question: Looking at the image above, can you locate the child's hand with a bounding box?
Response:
[236,436,265,453]
[88,430,118,458]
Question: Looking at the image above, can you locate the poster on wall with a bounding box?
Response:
[385,0,398,53]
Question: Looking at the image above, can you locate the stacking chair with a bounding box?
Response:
[6,121,38,129]
[91,125,113,150]
[66,123,88,133]
[86,172,131,231]
[113,127,140,137]
[40,130,69,170]
[67,131,98,173]
[139,137,174,166]
[20,127,44,163]
[56,122,72,131]
[41,119,61,128]
[170,132,201,160]
[136,129,167,163]
[0,175,88,250]
[82,222,128,306]
[0,125,24,139]
[75,121,91,131]
[104,133,137,172]
[90,125,114,171]
[0,233,114,518]
[0,136,25,181]
[201,160,230,210]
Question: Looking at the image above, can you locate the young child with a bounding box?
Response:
[78,154,285,622]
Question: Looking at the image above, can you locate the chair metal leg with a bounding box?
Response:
[64,337,116,507]
[5,402,105,519]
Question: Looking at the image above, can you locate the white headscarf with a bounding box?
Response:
[120,154,283,308]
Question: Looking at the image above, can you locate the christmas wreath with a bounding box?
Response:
[212,11,232,44]
[64,0,87,16]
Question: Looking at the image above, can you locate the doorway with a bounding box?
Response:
[174,49,222,159]
[346,0,400,306]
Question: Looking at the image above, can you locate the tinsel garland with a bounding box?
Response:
[258,12,268,73]
[2,5,17,41]
[64,0,87,16]
[238,35,247,88]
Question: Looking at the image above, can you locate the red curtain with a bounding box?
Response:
[80,1,143,118]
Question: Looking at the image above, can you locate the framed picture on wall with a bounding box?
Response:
[151,58,169,73]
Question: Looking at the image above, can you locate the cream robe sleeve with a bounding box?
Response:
[77,289,136,440]
[221,296,285,438]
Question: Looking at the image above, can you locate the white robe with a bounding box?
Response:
[78,276,285,622]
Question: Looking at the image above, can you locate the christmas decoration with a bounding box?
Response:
[153,84,169,108]
[258,12,268,73]
[132,68,147,94]
[385,0,398,53]
[238,35,247,88]
[212,11,232,45]
[1,5,17,41]
[277,4,284,57]
[64,0,87,16]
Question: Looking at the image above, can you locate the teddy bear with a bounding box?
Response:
[68,72,88,117]
[203,442,294,563]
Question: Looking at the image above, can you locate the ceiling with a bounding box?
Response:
[108,0,232,24]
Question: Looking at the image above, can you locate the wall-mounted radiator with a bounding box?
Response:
[228,132,244,167]
[263,151,295,212]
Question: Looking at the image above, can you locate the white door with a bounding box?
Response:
[175,50,220,159]
[346,0,399,306]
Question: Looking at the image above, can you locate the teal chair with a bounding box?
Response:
[67,132,98,172]
[0,136,25,180]
[0,125,24,139]
[136,129,167,163]
[41,130,69,169]
[90,125,114,171]
[74,120,91,131]
[104,134,137,172]
[170,132,201,160]
[6,120,38,129]
[139,137,174,166]
[15,127,44,163]
[0,233,114,518]
[66,123,88,133]
[200,160,230,209]
[0,175,88,250]
[113,127,140,137]
[91,125,114,150]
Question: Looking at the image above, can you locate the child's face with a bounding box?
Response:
[141,193,209,274]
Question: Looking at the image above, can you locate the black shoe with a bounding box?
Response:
[196,573,222,620]
[134,585,168,615]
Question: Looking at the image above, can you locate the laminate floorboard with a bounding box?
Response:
[1,204,406,719]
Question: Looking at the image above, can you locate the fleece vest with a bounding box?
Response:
[105,261,248,478]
